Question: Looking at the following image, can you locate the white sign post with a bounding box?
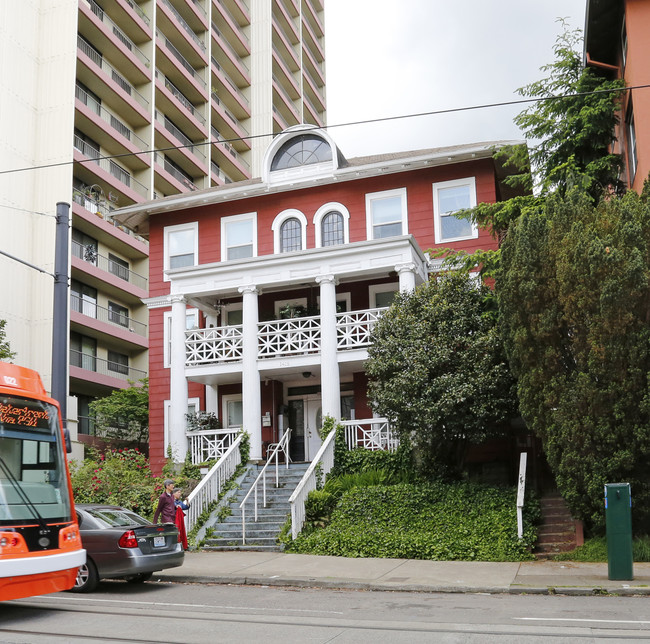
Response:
[516,452,527,539]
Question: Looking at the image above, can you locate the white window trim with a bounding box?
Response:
[221,212,257,261]
[163,307,198,369]
[271,209,308,253]
[274,297,308,318]
[163,222,198,282]
[369,282,399,309]
[313,202,350,247]
[365,187,408,240]
[433,177,478,244]
[222,393,243,429]
[164,397,200,456]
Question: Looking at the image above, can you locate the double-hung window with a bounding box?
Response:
[433,177,478,243]
[222,213,256,260]
[366,188,407,239]
[164,222,198,280]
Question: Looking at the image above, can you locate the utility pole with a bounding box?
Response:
[52,202,70,450]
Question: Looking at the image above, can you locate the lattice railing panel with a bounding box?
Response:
[257,316,321,357]
[186,326,243,365]
[336,308,386,349]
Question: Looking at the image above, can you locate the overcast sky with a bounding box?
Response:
[323,0,587,158]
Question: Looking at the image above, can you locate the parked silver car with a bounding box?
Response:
[70,504,184,593]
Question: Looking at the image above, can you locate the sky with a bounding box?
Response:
[323,0,587,159]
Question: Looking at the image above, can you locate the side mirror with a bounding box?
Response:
[64,427,72,453]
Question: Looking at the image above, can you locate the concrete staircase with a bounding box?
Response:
[534,492,582,559]
[202,462,310,551]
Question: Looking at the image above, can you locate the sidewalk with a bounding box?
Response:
[155,551,650,596]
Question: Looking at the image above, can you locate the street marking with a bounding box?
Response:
[32,596,344,615]
[515,617,650,625]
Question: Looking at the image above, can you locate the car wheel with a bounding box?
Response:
[69,559,99,593]
[124,572,154,584]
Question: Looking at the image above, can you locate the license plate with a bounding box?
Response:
[153,536,166,548]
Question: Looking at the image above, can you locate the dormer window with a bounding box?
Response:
[270,134,332,171]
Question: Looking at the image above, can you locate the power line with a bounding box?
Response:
[0,203,56,218]
[0,83,644,178]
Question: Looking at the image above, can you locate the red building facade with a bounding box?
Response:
[116,126,526,473]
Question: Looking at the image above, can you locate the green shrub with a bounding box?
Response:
[286,482,538,561]
[69,447,158,516]
[554,535,650,562]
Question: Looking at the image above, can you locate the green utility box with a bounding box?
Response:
[604,483,633,581]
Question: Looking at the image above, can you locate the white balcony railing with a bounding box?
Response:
[336,308,386,349]
[258,316,320,358]
[186,427,240,464]
[183,308,386,367]
[342,418,398,451]
[186,326,242,364]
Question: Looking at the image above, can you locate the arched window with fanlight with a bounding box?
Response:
[313,202,350,248]
[272,209,308,254]
[270,134,332,171]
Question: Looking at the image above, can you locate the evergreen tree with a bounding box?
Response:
[366,273,518,480]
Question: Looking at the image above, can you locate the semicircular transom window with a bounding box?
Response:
[271,134,333,171]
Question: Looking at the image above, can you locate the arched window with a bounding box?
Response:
[280,217,302,252]
[321,211,344,247]
[313,202,350,248]
[270,134,332,171]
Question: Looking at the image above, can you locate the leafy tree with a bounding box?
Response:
[365,272,518,480]
[89,378,149,445]
[498,188,650,532]
[0,319,15,361]
[459,24,625,246]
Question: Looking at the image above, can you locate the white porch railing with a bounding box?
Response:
[288,427,336,539]
[342,418,399,451]
[240,429,291,545]
[186,326,243,365]
[336,307,386,349]
[185,433,242,534]
[258,317,320,357]
[186,427,240,464]
[182,308,387,367]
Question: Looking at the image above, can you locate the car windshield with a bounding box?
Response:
[87,508,151,528]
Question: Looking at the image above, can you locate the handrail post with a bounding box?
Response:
[242,506,246,545]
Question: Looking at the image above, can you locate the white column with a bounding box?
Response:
[239,285,262,461]
[396,262,417,293]
[169,294,189,462]
[316,274,341,421]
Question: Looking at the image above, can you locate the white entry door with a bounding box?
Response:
[288,395,322,461]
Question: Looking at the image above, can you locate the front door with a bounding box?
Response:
[288,396,322,462]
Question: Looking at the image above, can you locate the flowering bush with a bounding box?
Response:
[69,447,160,518]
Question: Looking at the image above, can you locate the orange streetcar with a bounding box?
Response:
[0,363,85,600]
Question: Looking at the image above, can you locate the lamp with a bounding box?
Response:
[302,371,312,379]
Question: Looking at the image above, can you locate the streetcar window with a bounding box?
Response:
[0,395,72,524]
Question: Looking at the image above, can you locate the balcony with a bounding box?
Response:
[72,238,148,290]
[218,0,250,26]
[212,0,251,54]
[211,23,251,86]
[211,92,250,144]
[168,0,209,32]
[75,84,150,171]
[156,30,208,102]
[154,152,200,193]
[71,294,147,337]
[154,109,207,174]
[158,0,207,68]
[272,75,300,124]
[79,0,151,84]
[76,34,150,126]
[73,135,149,205]
[210,126,251,179]
[70,349,146,383]
[211,56,250,121]
[155,71,207,141]
[185,308,385,367]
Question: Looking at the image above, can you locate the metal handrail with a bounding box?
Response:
[239,428,291,545]
[288,427,336,539]
[186,433,243,533]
